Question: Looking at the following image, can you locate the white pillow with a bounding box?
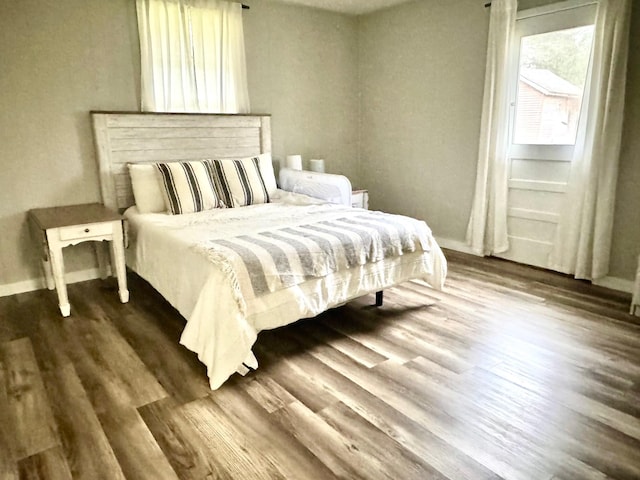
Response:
[255,153,277,195]
[155,160,225,214]
[209,157,270,208]
[128,164,165,213]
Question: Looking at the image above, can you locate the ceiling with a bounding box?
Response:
[272,0,415,15]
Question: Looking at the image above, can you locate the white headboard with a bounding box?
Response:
[91,112,272,211]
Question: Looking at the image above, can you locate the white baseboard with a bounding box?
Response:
[592,276,634,294]
[434,236,479,255]
[434,236,634,295]
[0,268,104,298]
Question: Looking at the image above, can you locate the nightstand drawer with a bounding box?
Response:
[58,222,113,241]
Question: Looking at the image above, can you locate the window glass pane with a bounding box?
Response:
[513,25,594,145]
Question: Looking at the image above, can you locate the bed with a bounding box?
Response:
[91,112,447,389]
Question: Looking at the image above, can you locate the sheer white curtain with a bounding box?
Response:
[549,0,631,280]
[466,0,517,256]
[136,0,250,113]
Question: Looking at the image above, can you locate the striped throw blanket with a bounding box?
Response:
[193,210,433,301]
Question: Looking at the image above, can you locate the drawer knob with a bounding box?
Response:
[84,228,90,233]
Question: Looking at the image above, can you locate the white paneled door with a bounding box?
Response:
[496,1,596,269]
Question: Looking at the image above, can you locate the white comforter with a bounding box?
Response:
[124,190,447,389]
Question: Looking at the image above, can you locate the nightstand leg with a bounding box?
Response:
[48,245,70,317]
[35,225,55,290]
[108,242,117,281]
[110,222,129,303]
[41,249,55,290]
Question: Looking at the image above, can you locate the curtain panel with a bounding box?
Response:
[136,0,250,114]
[549,0,631,280]
[466,0,517,256]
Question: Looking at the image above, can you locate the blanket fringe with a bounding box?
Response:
[194,246,247,316]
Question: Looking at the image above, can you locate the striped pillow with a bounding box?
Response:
[155,160,225,214]
[208,157,270,208]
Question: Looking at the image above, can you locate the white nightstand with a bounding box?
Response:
[351,189,369,209]
[29,203,129,317]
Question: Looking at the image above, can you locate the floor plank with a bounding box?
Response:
[180,396,288,479]
[138,396,221,480]
[46,309,178,479]
[0,337,59,460]
[42,362,126,480]
[69,286,168,408]
[210,384,338,479]
[17,446,72,480]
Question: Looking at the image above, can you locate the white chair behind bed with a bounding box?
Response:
[279,168,352,206]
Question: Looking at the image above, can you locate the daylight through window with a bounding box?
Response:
[513,25,594,145]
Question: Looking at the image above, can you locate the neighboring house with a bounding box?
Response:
[515,68,582,145]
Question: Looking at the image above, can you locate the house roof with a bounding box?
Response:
[520,68,582,97]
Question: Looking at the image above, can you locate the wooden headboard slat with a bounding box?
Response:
[105,113,262,128]
[91,112,272,211]
[110,146,262,163]
[108,126,260,140]
[109,136,260,152]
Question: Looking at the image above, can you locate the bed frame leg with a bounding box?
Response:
[375,291,383,307]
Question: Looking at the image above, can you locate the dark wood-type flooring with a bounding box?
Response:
[1,249,639,479]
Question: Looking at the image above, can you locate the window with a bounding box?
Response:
[136,0,250,113]
[513,24,594,145]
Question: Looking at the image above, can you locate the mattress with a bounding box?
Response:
[124,190,447,389]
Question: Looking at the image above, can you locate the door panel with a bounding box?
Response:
[511,158,571,182]
[502,236,554,269]
[508,216,557,243]
[508,189,565,214]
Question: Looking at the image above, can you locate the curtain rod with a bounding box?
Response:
[486,0,597,14]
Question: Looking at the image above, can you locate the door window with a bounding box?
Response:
[513,24,594,145]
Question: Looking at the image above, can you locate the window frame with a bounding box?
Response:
[508,0,597,150]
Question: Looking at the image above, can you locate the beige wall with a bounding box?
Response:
[244,1,360,180]
[357,0,488,239]
[358,0,640,281]
[0,0,359,289]
[0,0,140,287]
